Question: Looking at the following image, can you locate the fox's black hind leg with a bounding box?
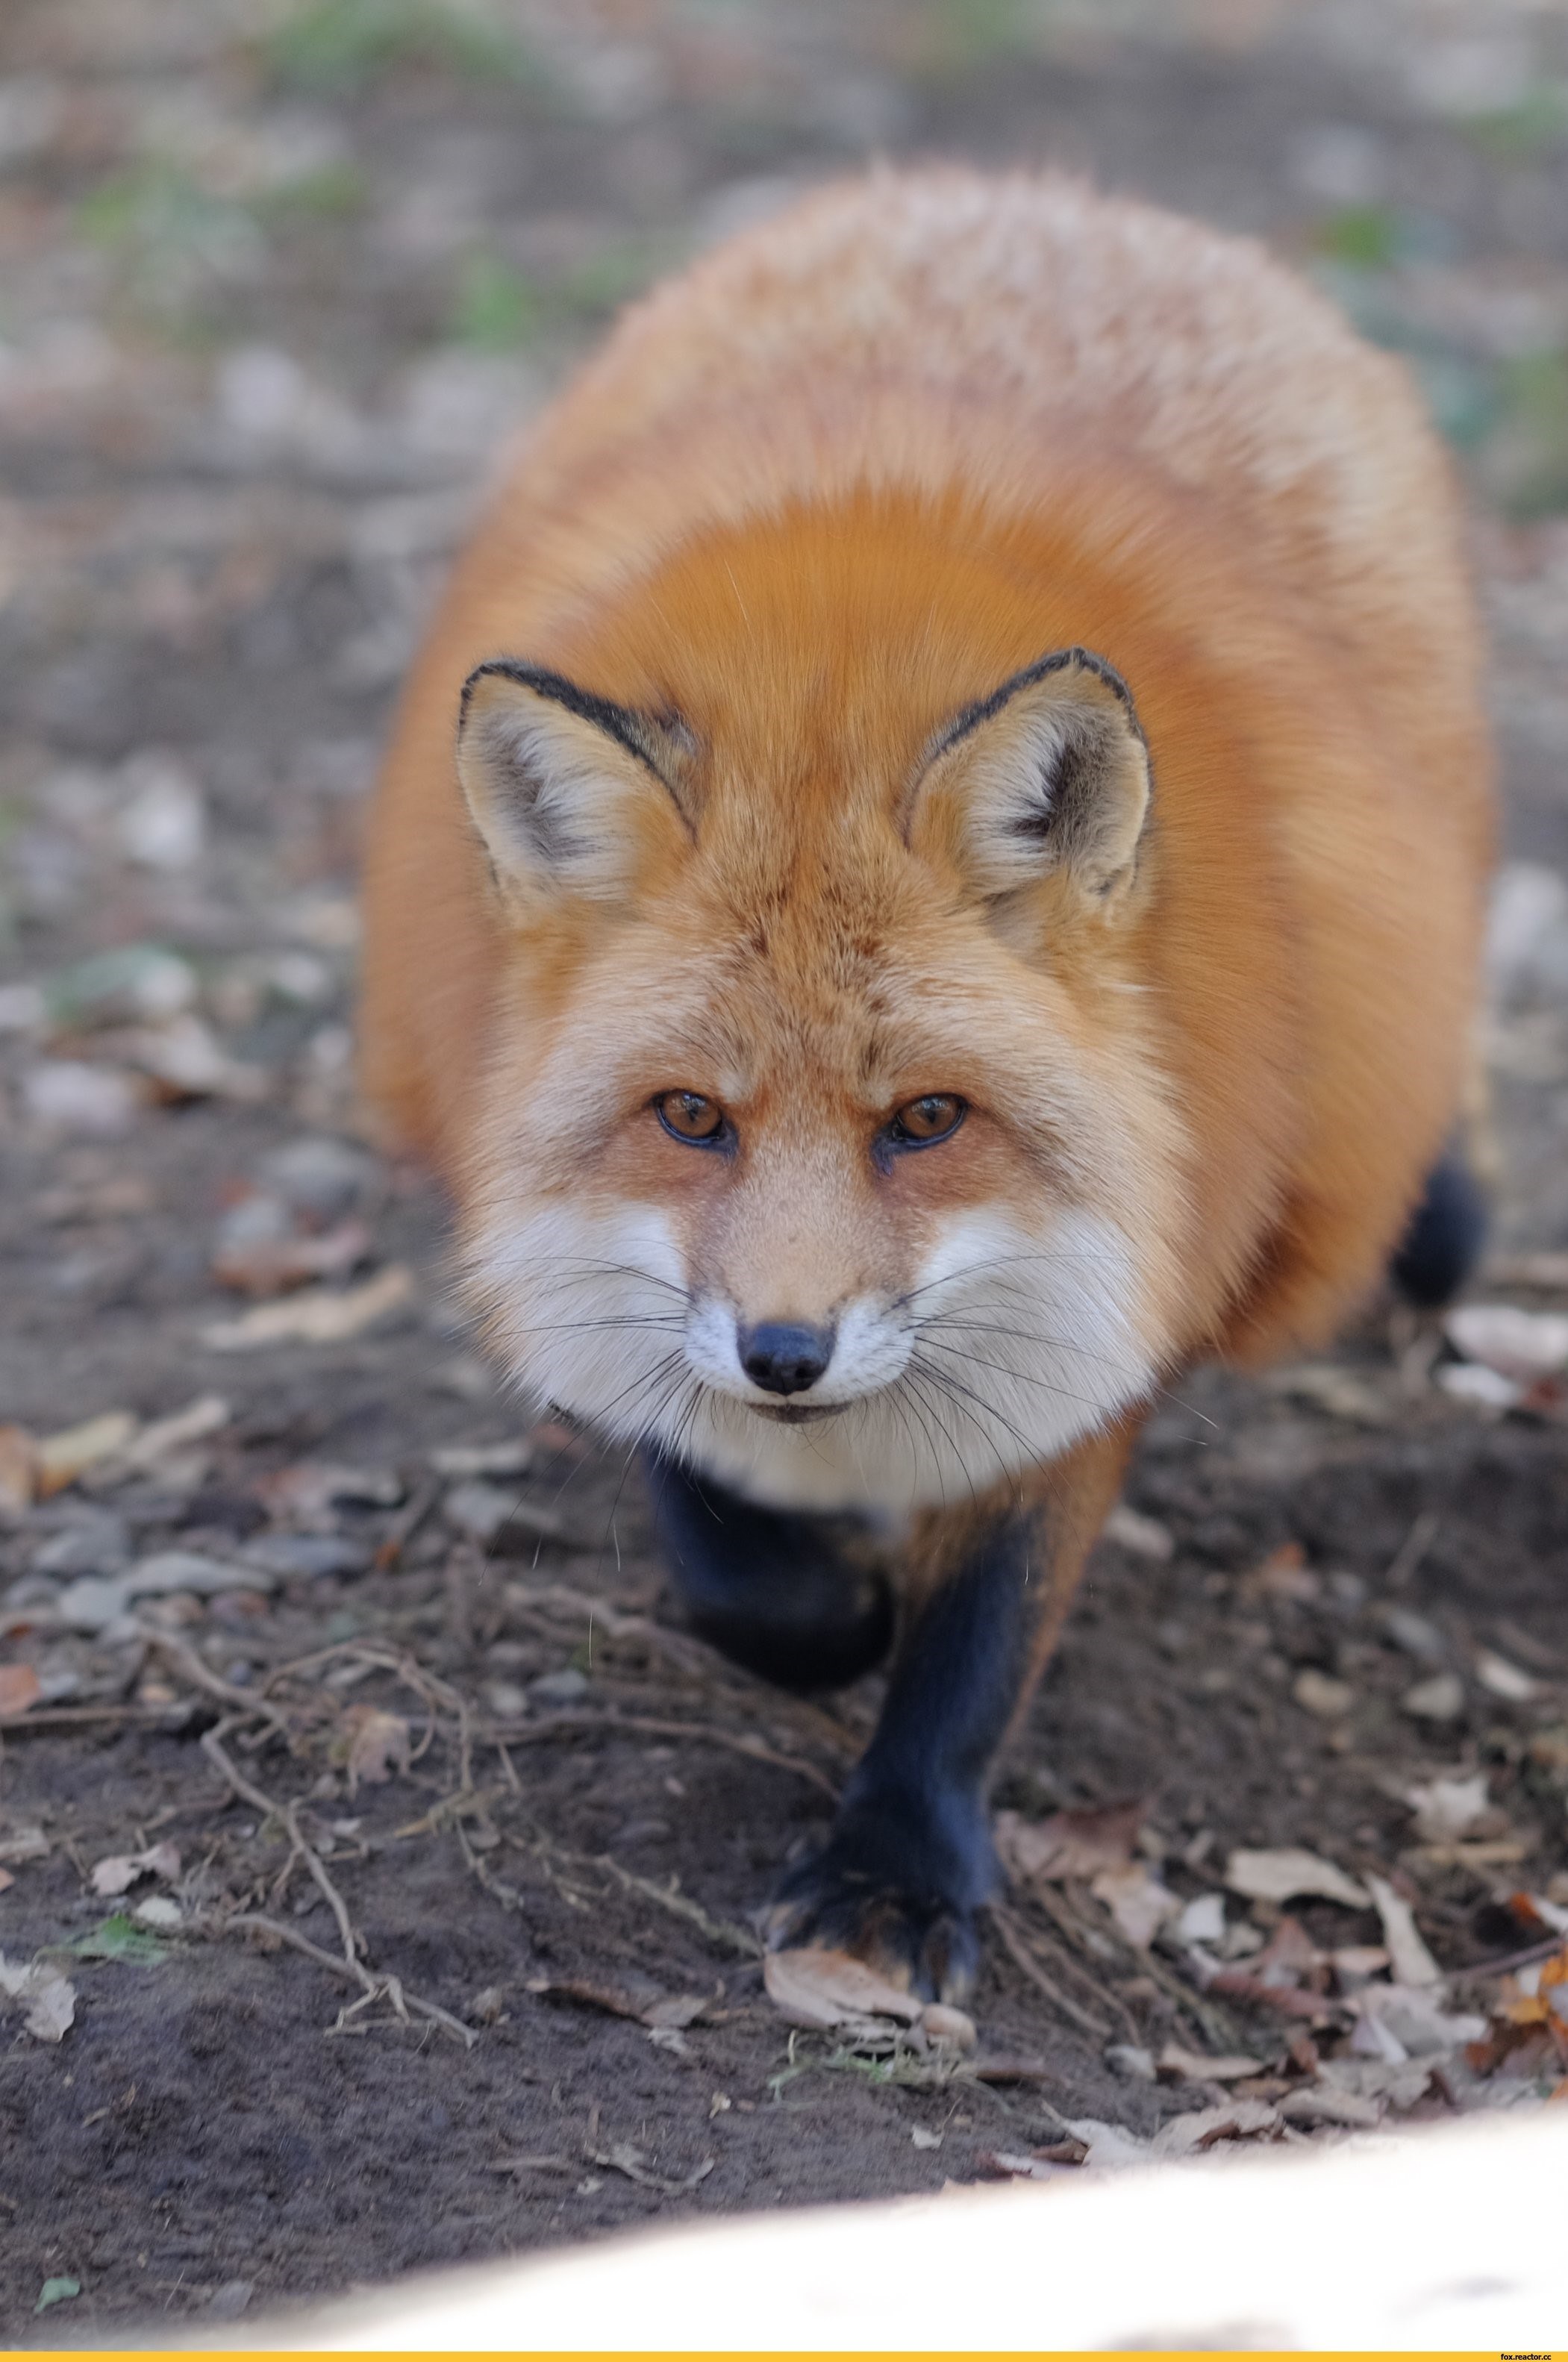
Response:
[642,1449,893,1692]
[1390,1146,1488,1309]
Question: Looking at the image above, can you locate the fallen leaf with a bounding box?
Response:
[994,1799,1143,1884]
[1152,2099,1282,2158]
[1405,1772,1490,1843]
[133,1896,182,1930]
[1355,1982,1486,2059]
[0,1665,41,1717]
[34,1410,138,1496]
[257,1460,405,1520]
[334,1705,412,1794]
[1090,1863,1178,1949]
[0,1952,77,2041]
[200,1263,414,1350]
[213,1216,371,1296]
[119,1395,229,1469]
[1445,1302,1568,1384]
[1156,2043,1266,2084]
[1278,2084,1381,2128]
[0,1425,36,1513]
[525,1975,708,2031]
[68,1914,171,1963]
[34,2278,80,2314]
[0,1824,49,1866]
[1364,1873,1442,1990]
[1063,2117,1155,2170]
[1225,1846,1369,1910]
[90,1841,181,1898]
[763,1947,921,2031]
[590,2142,713,2195]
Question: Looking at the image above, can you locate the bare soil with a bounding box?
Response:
[2,0,1568,2340]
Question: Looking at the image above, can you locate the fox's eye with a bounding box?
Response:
[655,1090,727,1145]
[887,1093,966,1148]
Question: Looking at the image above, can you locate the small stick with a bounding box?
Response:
[134,1625,293,1742]
[593,1851,761,1957]
[488,1710,840,1799]
[987,1901,1113,2039]
[0,1702,178,1732]
[201,1719,475,2046]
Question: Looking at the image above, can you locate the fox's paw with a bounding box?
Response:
[763,1834,981,2003]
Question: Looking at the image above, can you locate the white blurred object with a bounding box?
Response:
[246,2108,1568,2351]
[21,1060,142,1137]
[1487,860,1568,1007]
[1445,1302,1568,1384]
[116,752,205,871]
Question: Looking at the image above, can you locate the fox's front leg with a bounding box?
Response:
[765,1423,1138,2002]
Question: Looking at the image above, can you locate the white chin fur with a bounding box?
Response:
[467,1201,1154,1518]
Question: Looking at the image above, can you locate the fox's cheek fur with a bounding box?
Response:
[466,1187,1158,1518]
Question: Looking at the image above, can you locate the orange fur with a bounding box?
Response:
[361,163,1491,1472]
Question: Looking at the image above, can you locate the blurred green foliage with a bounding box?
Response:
[1463,84,1568,161]
[450,236,674,349]
[266,0,540,93]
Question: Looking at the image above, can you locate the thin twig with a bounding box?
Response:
[0,1701,181,1732]
[134,1624,293,1740]
[593,1851,762,1957]
[489,1710,840,1799]
[987,1901,1113,2039]
[201,1718,475,2046]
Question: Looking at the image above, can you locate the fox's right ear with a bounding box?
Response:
[904,648,1150,913]
[457,661,695,907]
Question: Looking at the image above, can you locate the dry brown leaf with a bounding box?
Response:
[1152,2099,1281,2158]
[1225,1846,1369,1910]
[525,1975,708,2031]
[200,1263,414,1351]
[1157,2042,1266,2083]
[0,1425,36,1514]
[90,1841,181,1898]
[212,1217,371,1297]
[1364,1873,1442,1990]
[994,1799,1143,1885]
[1091,1863,1178,1949]
[34,1410,138,1496]
[334,1705,412,1794]
[0,1954,76,2043]
[0,1664,42,1718]
[763,1947,922,2031]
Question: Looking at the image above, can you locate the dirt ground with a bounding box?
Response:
[2,0,1568,2340]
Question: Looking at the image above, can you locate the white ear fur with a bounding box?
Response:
[908,649,1150,907]
[457,663,693,905]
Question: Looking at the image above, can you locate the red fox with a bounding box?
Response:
[360,169,1493,1999]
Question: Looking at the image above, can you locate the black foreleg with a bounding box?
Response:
[642,1449,893,1693]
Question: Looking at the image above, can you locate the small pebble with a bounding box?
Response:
[531,1667,588,1705]
[1105,2043,1157,2081]
[1402,1672,1465,1724]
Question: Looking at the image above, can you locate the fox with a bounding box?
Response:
[360,168,1493,2001]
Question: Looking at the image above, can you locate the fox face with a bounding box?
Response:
[457,544,1184,1518]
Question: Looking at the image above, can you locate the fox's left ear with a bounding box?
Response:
[457,660,696,907]
[905,649,1150,910]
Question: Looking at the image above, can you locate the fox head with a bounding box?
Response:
[455,505,1187,1516]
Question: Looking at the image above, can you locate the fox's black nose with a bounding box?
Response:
[739,1320,834,1396]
